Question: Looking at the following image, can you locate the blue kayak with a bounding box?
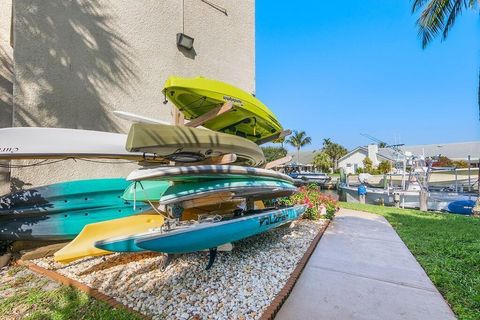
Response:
[447,200,475,215]
[95,205,307,254]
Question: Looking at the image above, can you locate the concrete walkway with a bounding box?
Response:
[276,208,456,320]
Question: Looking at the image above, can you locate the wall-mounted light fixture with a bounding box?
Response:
[177,33,194,50]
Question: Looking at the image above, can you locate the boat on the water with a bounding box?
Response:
[339,153,478,215]
[281,163,331,186]
[340,184,477,214]
[288,172,331,186]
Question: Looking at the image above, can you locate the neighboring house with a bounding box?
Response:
[338,144,396,175]
[338,142,480,175]
[0,0,255,192]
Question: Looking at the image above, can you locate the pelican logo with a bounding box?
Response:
[223,96,243,106]
[0,147,19,153]
[259,212,288,227]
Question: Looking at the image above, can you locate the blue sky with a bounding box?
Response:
[256,1,480,151]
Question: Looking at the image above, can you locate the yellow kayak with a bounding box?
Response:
[54,201,265,263]
[54,214,164,263]
[163,76,284,144]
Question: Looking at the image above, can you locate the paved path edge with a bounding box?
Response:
[260,219,331,320]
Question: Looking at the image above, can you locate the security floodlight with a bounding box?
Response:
[177,33,194,50]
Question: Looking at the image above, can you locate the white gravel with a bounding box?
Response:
[34,219,326,320]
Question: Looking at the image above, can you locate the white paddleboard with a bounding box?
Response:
[0,127,158,161]
[127,164,294,183]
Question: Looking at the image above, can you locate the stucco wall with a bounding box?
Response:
[7,0,255,190]
[0,0,13,195]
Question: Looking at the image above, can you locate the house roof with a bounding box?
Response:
[288,150,317,164]
[398,141,480,160]
[337,146,397,163]
[339,141,480,164]
[293,141,480,165]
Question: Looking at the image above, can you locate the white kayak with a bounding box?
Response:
[0,127,159,161]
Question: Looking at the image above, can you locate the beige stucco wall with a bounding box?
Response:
[5,0,255,191]
[0,0,13,195]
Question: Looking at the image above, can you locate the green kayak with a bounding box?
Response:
[163,76,283,144]
[126,123,265,166]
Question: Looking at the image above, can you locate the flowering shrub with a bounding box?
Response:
[281,184,338,220]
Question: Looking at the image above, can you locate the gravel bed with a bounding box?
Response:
[33,219,326,320]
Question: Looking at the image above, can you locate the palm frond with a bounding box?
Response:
[414,0,470,48]
[412,0,433,13]
[285,130,312,149]
[443,0,464,40]
[467,0,479,8]
[301,137,312,147]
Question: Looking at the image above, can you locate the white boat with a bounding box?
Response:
[282,163,331,186]
[339,150,478,215]
[339,184,477,214]
[289,172,331,185]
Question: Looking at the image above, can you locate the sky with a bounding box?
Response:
[256,1,480,151]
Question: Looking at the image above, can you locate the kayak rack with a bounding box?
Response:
[255,129,292,145]
[185,101,233,127]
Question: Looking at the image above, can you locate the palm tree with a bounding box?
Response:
[412,0,477,49]
[412,0,480,214]
[322,138,332,147]
[412,0,479,115]
[286,130,312,163]
[321,138,348,170]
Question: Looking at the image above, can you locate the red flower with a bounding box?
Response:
[304,195,313,208]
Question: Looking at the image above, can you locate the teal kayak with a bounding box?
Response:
[123,179,297,203]
[0,178,151,240]
[94,205,306,254]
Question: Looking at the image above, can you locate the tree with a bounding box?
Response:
[286,130,312,163]
[261,146,287,163]
[377,160,392,174]
[453,160,468,168]
[378,142,387,148]
[412,0,480,213]
[432,156,454,167]
[363,157,373,173]
[322,139,348,170]
[313,152,331,173]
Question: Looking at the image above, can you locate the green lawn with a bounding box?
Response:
[339,202,480,320]
[0,266,141,320]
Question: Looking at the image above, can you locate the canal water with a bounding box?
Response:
[320,189,340,201]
